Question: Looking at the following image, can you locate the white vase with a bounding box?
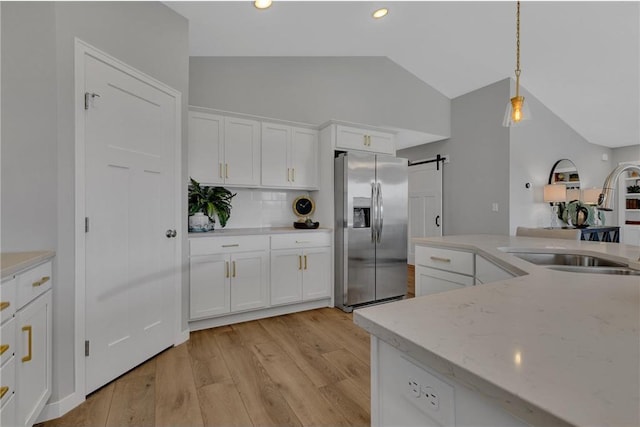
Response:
[189,212,211,232]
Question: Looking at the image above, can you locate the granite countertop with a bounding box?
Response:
[355,235,640,427]
[188,226,332,238]
[1,251,56,280]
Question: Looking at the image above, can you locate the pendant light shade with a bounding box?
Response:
[503,1,532,127]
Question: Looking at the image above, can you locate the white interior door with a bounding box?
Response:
[408,162,443,264]
[83,53,177,393]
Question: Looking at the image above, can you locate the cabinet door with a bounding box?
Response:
[270,249,303,305]
[415,266,473,297]
[367,130,395,155]
[336,125,370,151]
[261,122,291,187]
[16,290,51,427]
[302,247,331,300]
[188,111,224,185]
[190,254,230,319]
[291,127,318,189]
[475,256,514,285]
[230,251,268,312]
[224,117,260,186]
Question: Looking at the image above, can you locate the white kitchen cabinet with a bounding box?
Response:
[270,233,331,306]
[415,265,473,296]
[189,236,269,320]
[1,256,53,427]
[188,111,260,186]
[188,111,224,185]
[336,124,395,155]
[261,122,318,189]
[475,256,515,285]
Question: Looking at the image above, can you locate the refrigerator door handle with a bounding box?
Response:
[377,182,383,243]
[371,182,377,243]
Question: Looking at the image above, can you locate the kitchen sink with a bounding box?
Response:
[546,265,640,275]
[508,252,626,268]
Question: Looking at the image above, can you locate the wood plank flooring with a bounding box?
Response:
[38,308,372,427]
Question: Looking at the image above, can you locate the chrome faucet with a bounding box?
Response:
[598,164,640,211]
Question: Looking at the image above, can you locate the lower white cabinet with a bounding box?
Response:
[270,246,331,305]
[190,238,269,320]
[189,231,332,325]
[1,256,53,427]
[475,256,515,285]
[416,266,473,296]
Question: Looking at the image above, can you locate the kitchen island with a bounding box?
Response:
[354,235,640,427]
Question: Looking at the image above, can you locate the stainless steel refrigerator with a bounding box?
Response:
[335,152,408,312]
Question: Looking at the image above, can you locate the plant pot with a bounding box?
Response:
[189,212,213,232]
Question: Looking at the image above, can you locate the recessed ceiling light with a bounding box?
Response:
[372,8,388,19]
[254,0,272,10]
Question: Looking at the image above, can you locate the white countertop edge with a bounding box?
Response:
[188,226,332,237]
[1,251,56,280]
[354,313,573,427]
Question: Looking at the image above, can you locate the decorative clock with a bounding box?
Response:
[292,196,319,229]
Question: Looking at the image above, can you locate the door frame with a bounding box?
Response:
[73,38,183,400]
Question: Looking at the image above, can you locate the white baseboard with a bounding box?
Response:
[175,328,190,346]
[37,391,85,423]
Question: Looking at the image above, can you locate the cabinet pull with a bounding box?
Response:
[33,276,50,287]
[287,168,291,182]
[304,255,308,270]
[0,386,8,399]
[292,168,295,182]
[232,261,236,278]
[430,256,451,263]
[363,135,367,146]
[0,302,9,311]
[225,261,230,278]
[225,164,229,179]
[219,163,223,179]
[295,240,310,244]
[222,244,239,248]
[298,255,302,270]
[0,344,9,356]
[22,325,32,363]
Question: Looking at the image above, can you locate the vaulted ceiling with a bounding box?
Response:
[166,1,639,149]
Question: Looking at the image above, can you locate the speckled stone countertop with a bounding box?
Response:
[1,251,55,280]
[188,226,331,238]
[355,235,640,427]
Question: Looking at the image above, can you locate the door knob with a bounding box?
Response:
[165,229,177,238]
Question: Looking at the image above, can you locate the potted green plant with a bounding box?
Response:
[627,184,640,194]
[188,178,236,231]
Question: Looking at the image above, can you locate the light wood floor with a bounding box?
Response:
[39,308,372,427]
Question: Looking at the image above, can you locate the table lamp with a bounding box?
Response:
[544,184,566,228]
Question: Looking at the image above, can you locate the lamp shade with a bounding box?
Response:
[566,188,581,202]
[582,188,601,205]
[544,184,567,203]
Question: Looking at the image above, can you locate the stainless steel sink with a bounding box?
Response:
[509,252,626,268]
[546,265,640,275]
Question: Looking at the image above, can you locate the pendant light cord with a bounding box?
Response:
[515,1,521,97]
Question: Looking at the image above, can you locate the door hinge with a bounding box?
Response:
[85,340,90,357]
[84,92,100,110]
[85,217,90,233]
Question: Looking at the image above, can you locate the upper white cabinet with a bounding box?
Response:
[261,123,318,189]
[188,111,224,185]
[188,111,261,186]
[335,124,395,155]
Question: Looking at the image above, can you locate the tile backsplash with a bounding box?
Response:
[223,189,309,228]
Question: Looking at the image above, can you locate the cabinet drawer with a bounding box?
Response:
[1,278,16,324]
[271,232,331,250]
[0,356,15,409]
[190,235,269,256]
[415,246,474,276]
[16,261,52,309]
[1,318,15,367]
[416,266,474,297]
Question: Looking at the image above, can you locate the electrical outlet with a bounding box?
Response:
[492,202,499,212]
[422,386,439,410]
[408,378,421,397]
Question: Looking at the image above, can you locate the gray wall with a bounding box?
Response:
[400,79,511,236]
[1,1,188,404]
[190,56,451,137]
[509,84,614,231]
[612,144,640,165]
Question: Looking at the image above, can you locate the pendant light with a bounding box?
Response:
[503,1,532,127]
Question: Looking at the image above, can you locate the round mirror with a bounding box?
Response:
[549,159,580,190]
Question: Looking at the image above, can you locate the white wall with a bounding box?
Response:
[1,1,189,406]
[612,145,640,166]
[189,56,451,138]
